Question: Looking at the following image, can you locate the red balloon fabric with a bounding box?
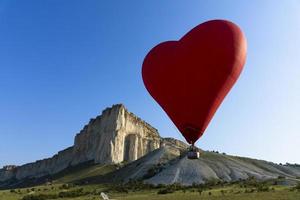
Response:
[142,20,247,144]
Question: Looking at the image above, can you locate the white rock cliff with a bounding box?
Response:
[0,104,161,182]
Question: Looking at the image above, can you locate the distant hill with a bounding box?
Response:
[1,104,299,189]
[82,143,300,186]
[2,143,299,189]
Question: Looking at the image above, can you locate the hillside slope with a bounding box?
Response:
[1,144,300,188]
[88,145,300,186]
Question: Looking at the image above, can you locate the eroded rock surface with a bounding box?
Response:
[100,145,300,185]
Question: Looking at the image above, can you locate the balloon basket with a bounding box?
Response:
[187,150,200,159]
[187,145,200,159]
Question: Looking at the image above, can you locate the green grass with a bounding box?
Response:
[52,162,117,183]
[0,162,117,190]
[1,183,300,200]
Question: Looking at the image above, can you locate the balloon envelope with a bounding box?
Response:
[142,20,247,144]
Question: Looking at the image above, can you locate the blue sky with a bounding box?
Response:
[0,0,299,168]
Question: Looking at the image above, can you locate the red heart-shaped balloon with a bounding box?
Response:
[142,20,247,144]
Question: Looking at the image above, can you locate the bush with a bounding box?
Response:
[168,183,184,191]
[155,184,166,189]
[197,188,203,195]
[143,164,164,179]
[157,187,174,194]
[257,184,269,192]
[59,183,73,189]
[206,179,219,187]
[112,180,155,192]
[58,188,87,198]
[244,188,255,193]
[110,184,129,193]
[295,183,300,191]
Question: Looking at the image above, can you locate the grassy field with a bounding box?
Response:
[1,183,300,200]
[1,162,299,200]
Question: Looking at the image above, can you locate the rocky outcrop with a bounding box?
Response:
[101,145,300,186]
[72,104,160,165]
[0,104,161,182]
[145,151,300,185]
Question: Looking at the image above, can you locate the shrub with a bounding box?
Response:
[110,184,129,193]
[295,183,300,191]
[197,188,203,195]
[116,180,155,191]
[155,184,166,189]
[157,187,174,194]
[143,164,164,179]
[169,183,184,191]
[244,188,255,193]
[59,183,72,189]
[206,179,219,187]
[58,188,87,198]
[257,184,269,192]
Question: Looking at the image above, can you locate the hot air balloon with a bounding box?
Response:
[142,20,247,159]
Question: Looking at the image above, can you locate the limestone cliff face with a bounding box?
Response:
[110,106,161,163]
[71,104,161,165]
[0,104,161,182]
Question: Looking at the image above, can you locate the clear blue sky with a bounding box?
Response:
[0,0,299,168]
